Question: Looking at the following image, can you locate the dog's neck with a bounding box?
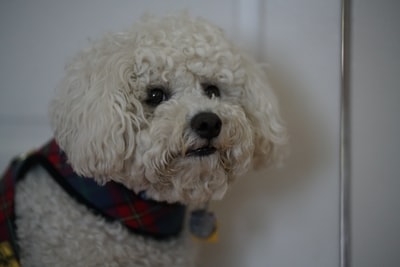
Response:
[14,140,187,240]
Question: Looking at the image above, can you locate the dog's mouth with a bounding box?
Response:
[186,146,217,157]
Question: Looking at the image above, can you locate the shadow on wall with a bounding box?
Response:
[197,56,332,266]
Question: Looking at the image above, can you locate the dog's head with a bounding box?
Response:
[50,14,287,205]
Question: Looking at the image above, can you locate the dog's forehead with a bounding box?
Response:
[134,16,231,50]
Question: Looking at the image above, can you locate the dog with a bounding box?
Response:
[0,13,287,266]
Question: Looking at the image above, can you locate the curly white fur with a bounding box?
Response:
[15,13,287,266]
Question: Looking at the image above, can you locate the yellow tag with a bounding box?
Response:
[192,224,219,243]
[0,242,20,267]
[205,226,219,243]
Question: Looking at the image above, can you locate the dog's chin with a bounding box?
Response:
[139,150,230,205]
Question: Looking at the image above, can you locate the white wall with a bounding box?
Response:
[351,0,400,266]
[0,1,344,266]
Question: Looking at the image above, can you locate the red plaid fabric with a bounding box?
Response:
[0,161,19,258]
[0,140,186,261]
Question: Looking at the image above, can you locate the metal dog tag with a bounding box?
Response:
[189,209,218,242]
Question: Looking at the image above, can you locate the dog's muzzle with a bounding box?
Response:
[186,112,221,157]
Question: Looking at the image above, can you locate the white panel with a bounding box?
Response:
[351,0,400,266]
[0,118,52,171]
[234,0,263,57]
[200,1,341,267]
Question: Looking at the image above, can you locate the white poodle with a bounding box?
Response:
[0,14,286,266]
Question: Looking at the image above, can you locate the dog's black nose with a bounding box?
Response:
[190,112,222,139]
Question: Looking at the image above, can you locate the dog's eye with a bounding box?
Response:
[203,85,221,99]
[146,88,168,106]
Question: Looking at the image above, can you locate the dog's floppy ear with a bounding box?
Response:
[241,58,288,167]
[50,37,143,181]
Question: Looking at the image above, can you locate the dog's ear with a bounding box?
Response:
[241,58,288,168]
[50,37,143,181]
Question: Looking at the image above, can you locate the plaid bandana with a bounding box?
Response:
[0,140,186,262]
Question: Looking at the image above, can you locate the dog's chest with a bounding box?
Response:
[14,167,194,267]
